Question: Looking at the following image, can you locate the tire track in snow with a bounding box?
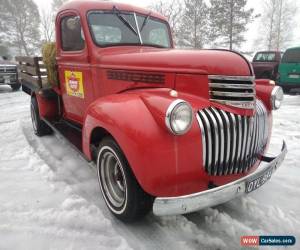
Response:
[21,122,187,250]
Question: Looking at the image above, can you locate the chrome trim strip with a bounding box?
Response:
[210,91,255,98]
[208,75,255,81]
[209,99,255,110]
[209,83,255,89]
[153,141,287,216]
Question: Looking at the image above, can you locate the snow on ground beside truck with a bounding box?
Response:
[0,87,299,250]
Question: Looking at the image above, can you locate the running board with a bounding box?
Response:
[42,118,91,162]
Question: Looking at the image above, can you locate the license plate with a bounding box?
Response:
[289,74,300,79]
[246,167,273,193]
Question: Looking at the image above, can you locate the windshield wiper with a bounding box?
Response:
[140,12,151,31]
[141,43,168,49]
[113,6,138,36]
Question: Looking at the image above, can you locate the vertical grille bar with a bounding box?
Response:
[228,113,237,175]
[198,110,212,174]
[204,109,219,176]
[197,100,269,176]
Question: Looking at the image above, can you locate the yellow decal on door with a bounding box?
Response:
[65,71,84,98]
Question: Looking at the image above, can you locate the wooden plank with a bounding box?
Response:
[15,56,36,66]
[18,64,38,76]
[19,72,41,87]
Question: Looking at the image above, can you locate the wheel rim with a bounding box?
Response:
[99,149,126,209]
[31,103,38,132]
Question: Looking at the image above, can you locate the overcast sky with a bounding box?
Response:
[33,0,300,53]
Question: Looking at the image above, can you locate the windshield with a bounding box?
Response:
[281,49,300,63]
[253,52,276,62]
[88,11,171,48]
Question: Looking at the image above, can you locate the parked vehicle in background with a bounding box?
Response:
[278,47,300,93]
[0,56,20,90]
[252,51,282,80]
[17,0,287,222]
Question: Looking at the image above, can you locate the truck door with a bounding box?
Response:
[56,13,94,124]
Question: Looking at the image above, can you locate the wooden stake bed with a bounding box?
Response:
[16,56,50,90]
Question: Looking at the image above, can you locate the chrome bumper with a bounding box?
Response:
[153,141,287,216]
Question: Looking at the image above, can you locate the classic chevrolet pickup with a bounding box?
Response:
[18,0,287,222]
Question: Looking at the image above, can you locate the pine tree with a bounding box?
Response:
[210,0,255,50]
[177,0,209,49]
[0,0,41,56]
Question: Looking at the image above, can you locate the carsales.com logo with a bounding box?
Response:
[241,236,296,247]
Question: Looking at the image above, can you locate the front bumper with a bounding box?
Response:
[153,141,287,216]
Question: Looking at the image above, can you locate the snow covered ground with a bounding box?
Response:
[0,86,299,250]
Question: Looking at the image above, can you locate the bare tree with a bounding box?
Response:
[0,0,41,56]
[40,10,55,42]
[39,0,69,43]
[256,0,297,51]
[52,0,69,13]
[149,0,184,45]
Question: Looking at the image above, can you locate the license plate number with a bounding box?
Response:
[289,74,300,79]
[246,168,273,193]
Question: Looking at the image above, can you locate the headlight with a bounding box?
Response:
[271,86,284,110]
[165,99,193,135]
[269,80,275,85]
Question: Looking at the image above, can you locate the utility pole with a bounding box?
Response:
[229,0,234,50]
[276,0,283,50]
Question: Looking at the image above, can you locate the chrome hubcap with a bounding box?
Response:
[100,151,126,208]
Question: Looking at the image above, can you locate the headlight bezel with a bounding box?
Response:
[271,86,284,110]
[165,99,193,135]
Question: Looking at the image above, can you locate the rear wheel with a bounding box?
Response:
[10,83,21,91]
[97,137,153,222]
[31,97,52,136]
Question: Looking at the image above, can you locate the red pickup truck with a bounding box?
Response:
[18,1,287,222]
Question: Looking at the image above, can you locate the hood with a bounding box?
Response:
[0,60,17,66]
[97,47,252,76]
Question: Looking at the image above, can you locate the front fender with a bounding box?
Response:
[82,91,206,197]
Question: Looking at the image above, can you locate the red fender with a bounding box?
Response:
[82,89,211,197]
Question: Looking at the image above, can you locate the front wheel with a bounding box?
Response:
[97,137,153,222]
[10,83,21,91]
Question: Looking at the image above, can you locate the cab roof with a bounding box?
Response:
[58,0,167,21]
[285,46,300,51]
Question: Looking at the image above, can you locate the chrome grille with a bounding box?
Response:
[0,66,17,73]
[197,100,268,176]
[209,75,256,110]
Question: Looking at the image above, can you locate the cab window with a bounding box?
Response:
[61,16,85,51]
